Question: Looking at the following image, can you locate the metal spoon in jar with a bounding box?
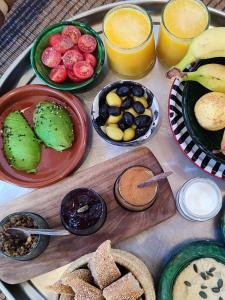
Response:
[5,227,70,238]
[137,171,173,188]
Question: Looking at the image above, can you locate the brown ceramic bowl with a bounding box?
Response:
[0,84,88,188]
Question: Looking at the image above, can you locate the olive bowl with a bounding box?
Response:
[0,212,49,261]
[91,81,159,146]
[31,21,105,91]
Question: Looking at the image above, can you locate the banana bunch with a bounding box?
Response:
[166,27,225,156]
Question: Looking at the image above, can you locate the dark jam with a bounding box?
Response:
[60,188,107,235]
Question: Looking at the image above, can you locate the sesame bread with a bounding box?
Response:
[64,277,103,300]
[88,240,121,289]
[47,281,74,296]
[103,272,144,300]
[62,269,93,284]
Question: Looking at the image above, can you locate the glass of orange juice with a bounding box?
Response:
[103,4,155,79]
[157,0,210,68]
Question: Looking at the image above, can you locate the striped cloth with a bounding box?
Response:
[0,0,224,77]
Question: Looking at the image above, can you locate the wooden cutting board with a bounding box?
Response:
[0,147,176,284]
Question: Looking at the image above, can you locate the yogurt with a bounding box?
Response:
[176,178,222,221]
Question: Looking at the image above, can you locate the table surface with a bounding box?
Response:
[0,0,224,297]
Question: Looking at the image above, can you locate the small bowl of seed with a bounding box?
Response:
[0,212,49,261]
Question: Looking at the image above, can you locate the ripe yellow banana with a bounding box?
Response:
[168,64,225,93]
[167,27,225,78]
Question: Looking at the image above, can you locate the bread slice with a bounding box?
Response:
[59,296,74,300]
[62,269,93,284]
[103,272,144,300]
[47,281,74,296]
[64,276,103,300]
[88,240,121,289]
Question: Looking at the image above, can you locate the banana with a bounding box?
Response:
[168,64,225,93]
[167,27,225,78]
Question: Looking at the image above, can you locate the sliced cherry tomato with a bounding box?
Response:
[78,34,97,53]
[84,53,97,68]
[62,50,83,70]
[48,33,61,47]
[41,47,61,68]
[62,25,81,44]
[67,70,83,82]
[54,35,74,53]
[73,61,94,80]
[71,45,83,55]
[49,65,67,83]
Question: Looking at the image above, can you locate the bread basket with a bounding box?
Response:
[57,249,156,300]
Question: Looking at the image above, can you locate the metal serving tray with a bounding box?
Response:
[0,1,225,299]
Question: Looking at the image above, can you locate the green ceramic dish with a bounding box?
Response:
[31,21,105,91]
[182,57,225,165]
[158,240,225,300]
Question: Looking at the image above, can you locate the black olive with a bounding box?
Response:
[96,115,107,126]
[118,121,129,131]
[131,86,144,97]
[116,85,130,97]
[134,115,152,128]
[99,103,109,119]
[108,106,121,116]
[133,101,145,114]
[135,126,149,138]
[121,96,133,110]
[123,112,134,127]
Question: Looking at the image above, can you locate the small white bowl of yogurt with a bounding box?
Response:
[176,178,223,221]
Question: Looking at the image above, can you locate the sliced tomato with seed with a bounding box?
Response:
[67,70,83,82]
[48,33,61,47]
[78,34,97,53]
[41,47,61,68]
[84,53,97,68]
[73,61,94,80]
[54,35,74,53]
[49,65,67,82]
[62,25,81,44]
[62,50,83,70]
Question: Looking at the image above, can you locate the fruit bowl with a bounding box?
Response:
[182,57,225,165]
[91,81,159,146]
[31,21,105,91]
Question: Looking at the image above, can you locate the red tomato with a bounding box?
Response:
[67,70,83,82]
[73,61,94,80]
[54,35,74,53]
[71,45,83,55]
[41,47,61,68]
[84,53,97,68]
[62,25,81,45]
[78,34,97,53]
[49,65,67,83]
[62,50,83,70]
[48,33,61,47]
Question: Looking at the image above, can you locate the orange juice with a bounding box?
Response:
[157,0,209,67]
[103,4,155,78]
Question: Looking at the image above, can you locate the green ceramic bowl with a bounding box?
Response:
[31,21,105,91]
[158,240,225,300]
[182,57,225,165]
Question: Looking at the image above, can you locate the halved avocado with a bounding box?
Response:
[3,111,41,173]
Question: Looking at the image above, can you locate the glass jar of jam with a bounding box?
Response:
[114,166,158,212]
[60,188,107,235]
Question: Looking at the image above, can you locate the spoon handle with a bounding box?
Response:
[137,171,172,188]
[10,227,70,236]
